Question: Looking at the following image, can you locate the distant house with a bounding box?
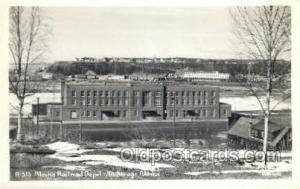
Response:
[85,70,98,79]
[228,117,292,151]
[181,71,230,81]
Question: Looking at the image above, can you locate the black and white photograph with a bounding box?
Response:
[1,0,299,187]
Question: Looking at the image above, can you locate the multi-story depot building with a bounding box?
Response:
[32,80,231,140]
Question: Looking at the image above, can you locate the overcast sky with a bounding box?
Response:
[44,7,240,61]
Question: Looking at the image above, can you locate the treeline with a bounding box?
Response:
[47,60,290,76]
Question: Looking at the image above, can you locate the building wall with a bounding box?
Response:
[55,81,231,122]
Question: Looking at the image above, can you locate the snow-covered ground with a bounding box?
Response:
[43,141,292,178]
[45,141,173,172]
[220,96,290,111]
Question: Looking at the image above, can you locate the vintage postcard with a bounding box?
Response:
[1,0,300,189]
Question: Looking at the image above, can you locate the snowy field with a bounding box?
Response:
[39,141,292,179]
[9,92,291,115]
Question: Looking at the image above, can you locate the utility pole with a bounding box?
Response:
[60,96,63,139]
[172,96,176,146]
[36,97,39,137]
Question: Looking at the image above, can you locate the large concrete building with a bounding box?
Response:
[32,80,231,140]
[54,80,231,122]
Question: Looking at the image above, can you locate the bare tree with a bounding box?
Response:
[230,6,291,165]
[9,7,50,141]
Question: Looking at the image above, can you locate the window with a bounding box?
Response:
[223,109,227,115]
[181,91,185,96]
[203,91,207,96]
[93,111,96,117]
[117,91,121,96]
[175,91,179,96]
[87,98,91,105]
[198,91,201,96]
[105,99,108,105]
[123,110,127,117]
[71,99,76,105]
[81,111,85,117]
[135,110,138,116]
[56,111,60,116]
[87,90,90,97]
[93,99,97,105]
[124,91,128,96]
[93,90,97,97]
[111,98,114,105]
[169,110,173,117]
[81,91,85,97]
[71,111,77,119]
[99,99,103,106]
[72,90,76,97]
[81,99,86,106]
[192,91,195,96]
[99,91,103,96]
[105,91,109,96]
[125,99,128,106]
[86,110,90,117]
[175,110,178,117]
[111,91,115,96]
[187,91,190,96]
[154,98,161,106]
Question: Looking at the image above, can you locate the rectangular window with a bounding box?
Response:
[72,90,76,97]
[81,99,86,106]
[99,99,102,106]
[123,110,127,117]
[81,111,84,117]
[93,90,97,97]
[71,99,76,105]
[105,91,109,96]
[154,98,161,106]
[56,111,60,117]
[117,91,121,96]
[111,98,114,105]
[181,91,184,96]
[192,91,195,96]
[175,91,179,96]
[198,91,201,96]
[125,99,128,106]
[81,91,85,97]
[93,99,97,105]
[87,90,90,97]
[87,98,91,105]
[111,91,115,96]
[70,111,77,118]
[105,99,108,105]
[86,110,90,117]
[175,110,178,117]
[93,110,96,117]
[99,91,103,96]
[187,91,190,96]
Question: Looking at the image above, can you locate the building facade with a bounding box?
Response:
[35,80,231,123]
